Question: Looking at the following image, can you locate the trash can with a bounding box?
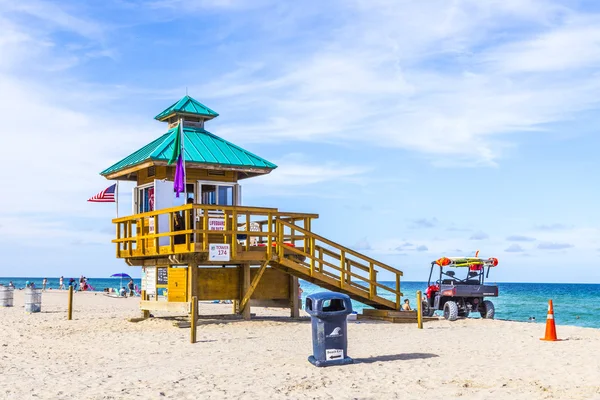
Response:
[24,288,42,313]
[305,292,354,367]
[0,286,14,307]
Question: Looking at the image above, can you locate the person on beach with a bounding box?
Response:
[128,279,135,297]
[298,285,303,309]
[59,276,64,290]
[120,287,127,297]
[402,299,412,311]
[42,278,48,291]
[8,281,14,289]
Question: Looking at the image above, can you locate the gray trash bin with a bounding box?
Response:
[0,286,14,307]
[305,292,354,367]
[24,288,42,313]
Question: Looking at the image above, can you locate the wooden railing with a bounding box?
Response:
[112,204,402,309]
[274,219,403,309]
[112,204,318,259]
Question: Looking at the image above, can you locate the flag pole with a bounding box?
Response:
[181,117,187,201]
[116,181,119,218]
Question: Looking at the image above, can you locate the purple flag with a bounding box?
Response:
[173,153,185,198]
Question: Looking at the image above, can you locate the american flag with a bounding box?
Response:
[88,184,116,202]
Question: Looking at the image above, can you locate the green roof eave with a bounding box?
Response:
[154,95,219,121]
[100,126,276,177]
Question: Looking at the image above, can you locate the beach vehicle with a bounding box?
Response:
[423,256,499,321]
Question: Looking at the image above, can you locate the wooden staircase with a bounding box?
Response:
[271,219,403,310]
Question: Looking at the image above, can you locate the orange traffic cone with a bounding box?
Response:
[540,300,560,341]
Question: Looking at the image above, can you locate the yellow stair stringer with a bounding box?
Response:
[272,219,403,310]
[272,258,397,310]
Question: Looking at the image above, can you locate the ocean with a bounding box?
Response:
[2,277,598,329]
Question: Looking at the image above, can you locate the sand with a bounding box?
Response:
[1,290,600,400]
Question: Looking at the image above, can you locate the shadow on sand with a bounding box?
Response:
[353,353,439,363]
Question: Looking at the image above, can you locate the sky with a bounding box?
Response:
[0,0,599,283]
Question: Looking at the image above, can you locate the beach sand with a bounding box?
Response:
[1,290,599,400]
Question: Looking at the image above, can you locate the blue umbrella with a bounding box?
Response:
[110,273,131,296]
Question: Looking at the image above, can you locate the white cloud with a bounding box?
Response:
[196,0,600,166]
[250,154,369,187]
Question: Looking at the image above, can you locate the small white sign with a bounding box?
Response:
[148,217,155,234]
[145,267,156,295]
[209,244,231,261]
[208,218,225,231]
[325,349,344,361]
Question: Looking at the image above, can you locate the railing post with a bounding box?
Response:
[267,213,272,259]
[309,236,315,277]
[318,246,323,273]
[116,222,121,258]
[184,208,191,252]
[340,250,345,288]
[128,221,133,256]
[369,262,375,299]
[277,219,284,259]
[169,212,174,253]
[202,206,208,251]
[395,273,401,310]
[417,290,423,329]
[140,218,145,255]
[232,210,237,256]
[153,217,159,253]
[245,213,250,251]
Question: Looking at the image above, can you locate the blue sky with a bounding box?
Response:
[1,0,599,282]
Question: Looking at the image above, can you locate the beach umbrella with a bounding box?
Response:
[110,273,131,279]
[110,273,131,294]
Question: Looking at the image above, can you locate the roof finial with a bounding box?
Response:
[186,86,188,96]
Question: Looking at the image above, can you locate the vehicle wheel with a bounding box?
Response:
[480,300,495,319]
[458,309,470,318]
[443,301,458,321]
[421,301,435,317]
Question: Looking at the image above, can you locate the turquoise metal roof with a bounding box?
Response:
[154,96,219,121]
[100,126,277,176]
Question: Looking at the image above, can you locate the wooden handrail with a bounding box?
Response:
[275,219,402,276]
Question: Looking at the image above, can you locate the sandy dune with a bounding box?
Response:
[1,290,599,400]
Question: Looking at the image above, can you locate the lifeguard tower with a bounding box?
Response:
[101,95,403,319]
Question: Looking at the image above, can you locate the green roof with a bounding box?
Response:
[101,126,277,176]
[154,95,219,121]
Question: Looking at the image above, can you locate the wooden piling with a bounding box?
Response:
[190,296,197,344]
[416,290,423,329]
[68,286,73,320]
[141,290,150,319]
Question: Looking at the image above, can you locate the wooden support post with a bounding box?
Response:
[369,262,376,300]
[187,263,198,304]
[241,264,251,320]
[190,296,197,344]
[395,274,401,310]
[141,290,150,319]
[417,290,423,329]
[290,275,300,318]
[67,285,73,320]
[240,260,268,312]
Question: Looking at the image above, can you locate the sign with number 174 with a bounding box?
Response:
[209,244,230,261]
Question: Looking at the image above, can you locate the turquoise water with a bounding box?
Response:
[2,277,598,329]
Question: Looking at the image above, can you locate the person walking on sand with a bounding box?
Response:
[298,285,304,309]
[59,276,64,290]
[42,278,48,291]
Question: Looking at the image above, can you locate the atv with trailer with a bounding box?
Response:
[422,256,499,321]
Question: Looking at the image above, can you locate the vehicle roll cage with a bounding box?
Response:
[427,257,498,287]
